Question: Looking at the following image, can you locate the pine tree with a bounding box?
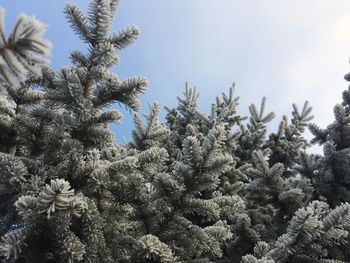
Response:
[125,102,239,262]
[299,72,350,206]
[0,0,147,262]
[242,201,350,262]
[290,66,350,210]
[163,84,316,261]
[239,66,350,263]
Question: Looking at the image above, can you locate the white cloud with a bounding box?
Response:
[115,0,350,146]
[279,4,350,152]
[183,0,350,153]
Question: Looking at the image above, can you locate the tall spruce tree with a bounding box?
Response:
[0,1,147,262]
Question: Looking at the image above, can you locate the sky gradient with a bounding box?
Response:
[3,0,350,152]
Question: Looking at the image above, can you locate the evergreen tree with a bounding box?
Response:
[122,102,241,262]
[298,72,350,206]
[243,101,314,238]
[0,8,51,257]
[242,201,350,263]
[0,1,147,262]
[163,84,315,261]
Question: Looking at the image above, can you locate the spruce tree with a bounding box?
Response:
[0,1,147,262]
[163,84,316,261]
[240,65,350,263]
[242,201,350,263]
[298,71,350,207]
[120,100,241,262]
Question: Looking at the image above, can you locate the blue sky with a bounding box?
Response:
[3,0,350,152]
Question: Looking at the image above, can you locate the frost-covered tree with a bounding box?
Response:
[228,97,313,246]
[0,8,51,255]
[242,201,350,263]
[113,102,242,262]
[297,71,350,207]
[0,0,147,262]
[162,83,314,261]
[240,68,350,263]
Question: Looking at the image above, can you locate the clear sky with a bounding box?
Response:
[3,0,350,152]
